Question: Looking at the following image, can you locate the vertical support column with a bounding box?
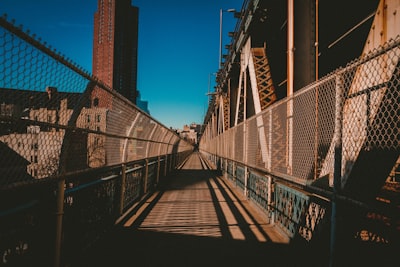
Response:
[330,71,344,267]
[156,156,161,184]
[119,164,127,215]
[244,166,249,198]
[144,159,149,194]
[293,0,316,89]
[168,154,171,174]
[244,59,247,122]
[287,0,294,176]
[243,119,249,197]
[313,0,319,179]
[54,179,65,267]
[53,81,95,267]
[267,109,272,170]
[315,0,319,81]
[234,71,243,126]
[287,0,294,96]
[164,155,168,176]
[224,158,228,178]
[267,175,274,223]
[232,161,236,183]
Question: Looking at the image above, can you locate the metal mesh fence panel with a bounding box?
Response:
[339,40,400,199]
[246,115,258,166]
[292,86,317,180]
[200,36,400,191]
[199,36,400,252]
[234,124,244,162]
[0,16,192,189]
[0,16,193,267]
[270,100,288,175]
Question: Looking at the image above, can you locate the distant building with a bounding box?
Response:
[190,122,202,135]
[136,91,150,115]
[0,87,82,135]
[92,0,139,107]
[0,88,106,179]
[1,130,64,178]
[0,103,21,118]
[177,123,201,145]
[0,86,152,183]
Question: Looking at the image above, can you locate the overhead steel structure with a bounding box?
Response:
[200,0,399,263]
[202,0,399,197]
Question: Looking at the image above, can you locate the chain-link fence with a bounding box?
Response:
[0,15,193,267]
[0,15,193,189]
[200,36,399,194]
[200,36,400,260]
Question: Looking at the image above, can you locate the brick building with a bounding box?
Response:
[92,0,139,108]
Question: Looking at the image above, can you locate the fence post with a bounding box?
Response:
[224,158,228,178]
[330,70,344,267]
[54,179,65,267]
[164,155,168,176]
[144,159,149,194]
[267,175,274,223]
[119,164,126,215]
[156,156,161,184]
[169,154,173,172]
[244,166,249,198]
[244,120,249,197]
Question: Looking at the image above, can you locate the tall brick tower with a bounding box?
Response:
[92,0,139,108]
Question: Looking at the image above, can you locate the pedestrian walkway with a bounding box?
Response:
[76,153,296,267]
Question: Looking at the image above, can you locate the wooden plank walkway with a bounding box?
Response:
[75,153,304,267]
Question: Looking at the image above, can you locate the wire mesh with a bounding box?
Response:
[0,16,192,189]
[200,36,400,191]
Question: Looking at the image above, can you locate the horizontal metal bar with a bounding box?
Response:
[0,199,40,218]
[346,80,388,99]
[126,166,144,174]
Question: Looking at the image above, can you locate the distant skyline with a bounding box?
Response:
[0,0,243,129]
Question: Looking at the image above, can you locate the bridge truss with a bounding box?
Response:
[200,0,400,265]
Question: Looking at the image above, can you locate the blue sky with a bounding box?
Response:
[0,0,243,129]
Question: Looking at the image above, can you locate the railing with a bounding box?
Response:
[0,15,193,266]
[0,155,190,266]
[200,36,400,253]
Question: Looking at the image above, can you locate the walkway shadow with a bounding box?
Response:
[79,227,294,267]
[75,158,322,267]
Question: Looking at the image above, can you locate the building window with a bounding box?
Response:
[87,114,91,123]
[93,98,99,107]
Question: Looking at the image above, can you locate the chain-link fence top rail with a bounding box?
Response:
[200,36,399,197]
[0,15,192,189]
